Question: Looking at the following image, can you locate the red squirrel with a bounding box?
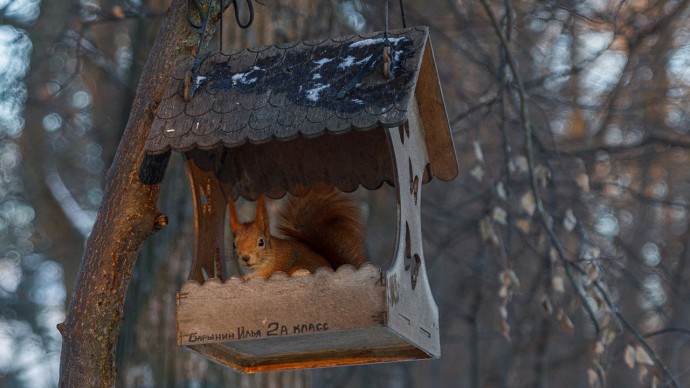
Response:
[229,186,367,280]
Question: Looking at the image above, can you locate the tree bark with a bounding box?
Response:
[58,1,197,386]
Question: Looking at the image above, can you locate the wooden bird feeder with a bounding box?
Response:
[145,26,458,373]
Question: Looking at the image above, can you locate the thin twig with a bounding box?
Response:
[570,262,682,388]
[478,0,600,334]
[590,181,690,209]
[644,327,690,338]
[450,88,501,125]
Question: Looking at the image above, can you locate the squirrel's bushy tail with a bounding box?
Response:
[278,186,366,268]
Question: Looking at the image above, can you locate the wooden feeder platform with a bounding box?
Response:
[177,264,437,372]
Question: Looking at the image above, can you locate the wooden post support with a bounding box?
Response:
[185,149,227,282]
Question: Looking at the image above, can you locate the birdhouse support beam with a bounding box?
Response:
[385,96,440,358]
[185,149,228,282]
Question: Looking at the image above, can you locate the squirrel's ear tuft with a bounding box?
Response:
[228,198,240,233]
[256,195,271,237]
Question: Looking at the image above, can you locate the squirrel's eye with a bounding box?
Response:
[258,238,265,247]
[232,242,237,250]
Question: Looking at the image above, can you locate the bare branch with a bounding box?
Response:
[58,0,196,385]
[478,0,601,334]
[44,170,94,237]
[644,327,690,338]
[590,181,690,209]
[581,269,683,388]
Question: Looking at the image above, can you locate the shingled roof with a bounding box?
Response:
[146,26,438,155]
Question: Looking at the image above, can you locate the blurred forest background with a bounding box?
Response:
[2,0,690,386]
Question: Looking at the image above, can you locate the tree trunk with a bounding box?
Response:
[58,1,196,385]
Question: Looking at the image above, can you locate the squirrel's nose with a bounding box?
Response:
[241,255,250,263]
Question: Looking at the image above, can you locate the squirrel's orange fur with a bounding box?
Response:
[229,186,366,280]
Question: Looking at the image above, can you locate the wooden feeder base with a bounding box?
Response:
[176,264,439,373]
[185,329,430,373]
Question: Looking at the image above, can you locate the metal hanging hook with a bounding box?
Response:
[383,0,392,79]
[229,0,254,29]
[384,0,389,40]
[381,0,407,79]
[399,0,407,28]
[187,0,204,29]
[219,0,255,52]
[188,0,255,30]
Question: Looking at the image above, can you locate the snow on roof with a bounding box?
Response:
[146,27,431,154]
